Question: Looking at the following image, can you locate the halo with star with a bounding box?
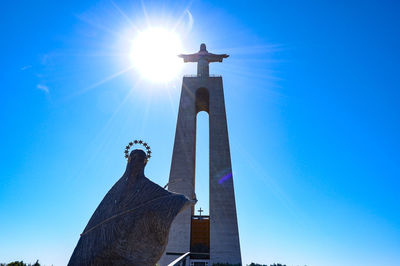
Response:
[124,140,152,161]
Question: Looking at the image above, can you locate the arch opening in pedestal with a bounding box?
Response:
[191,87,211,258]
[194,87,210,216]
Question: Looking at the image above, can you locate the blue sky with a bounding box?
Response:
[1,1,400,265]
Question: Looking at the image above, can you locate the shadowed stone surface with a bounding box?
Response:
[68,149,191,266]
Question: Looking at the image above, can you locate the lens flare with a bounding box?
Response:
[130,27,183,82]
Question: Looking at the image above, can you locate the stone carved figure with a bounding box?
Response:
[179,43,229,77]
[68,149,191,266]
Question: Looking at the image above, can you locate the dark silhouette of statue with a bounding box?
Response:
[68,149,191,266]
[179,43,229,77]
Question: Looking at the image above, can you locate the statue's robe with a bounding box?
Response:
[68,150,190,266]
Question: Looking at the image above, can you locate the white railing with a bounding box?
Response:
[167,252,190,266]
[167,252,210,266]
[183,74,221,78]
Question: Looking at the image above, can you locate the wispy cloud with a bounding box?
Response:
[185,9,193,33]
[21,65,32,71]
[37,84,49,93]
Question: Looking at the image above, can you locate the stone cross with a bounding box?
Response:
[198,207,203,217]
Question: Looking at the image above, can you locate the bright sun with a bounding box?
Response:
[130,27,183,83]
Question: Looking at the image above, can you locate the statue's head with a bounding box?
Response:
[200,43,207,52]
[129,149,147,164]
[126,149,147,177]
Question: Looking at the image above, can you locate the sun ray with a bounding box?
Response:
[140,0,151,27]
[67,78,141,184]
[75,13,126,39]
[224,43,285,55]
[110,0,139,32]
[222,64,281,81]
[67,66,134,100]
[166,84,178,116]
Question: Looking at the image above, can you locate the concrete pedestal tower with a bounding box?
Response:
[159,44,241,266]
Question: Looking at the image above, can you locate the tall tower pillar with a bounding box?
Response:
[159,44,241,265]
